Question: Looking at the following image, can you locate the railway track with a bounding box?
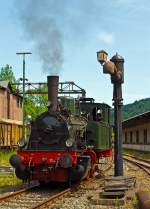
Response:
[0,183,71,209]
[123,154,150,175]
[0,160,113,209]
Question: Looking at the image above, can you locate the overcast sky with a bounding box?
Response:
[0,0,150,106]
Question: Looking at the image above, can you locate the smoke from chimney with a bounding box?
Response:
[15,0,64,75]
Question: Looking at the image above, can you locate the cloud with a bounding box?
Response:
[115,0,136,4]
[98,31,115,44]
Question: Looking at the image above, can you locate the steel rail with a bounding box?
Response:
[123,155,150,209]
[123,153,150,164]
[0,184,67,209]
[31,188,71,209]
[32,164,113,209]
[123,155,150,175]
[0,184,39,202]
[0,163,113,209]
[31,176,103,209]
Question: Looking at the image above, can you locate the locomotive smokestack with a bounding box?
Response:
[47,76,59,111]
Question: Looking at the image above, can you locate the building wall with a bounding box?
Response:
[10,94,22,121]
[123,144,150,152]
[123,122,150,145]
[0,89,8,118]
[0,88,22,121]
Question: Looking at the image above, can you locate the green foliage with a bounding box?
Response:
[122,98,150,120]
[111,97,150,123]
[0,64,16,83]
[24,95,47,120]
[24,84,48,120]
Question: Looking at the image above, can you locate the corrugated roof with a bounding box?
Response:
[122,111,150,128]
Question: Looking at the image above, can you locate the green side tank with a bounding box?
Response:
[87,121,111,150]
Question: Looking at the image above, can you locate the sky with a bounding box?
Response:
[0,0,150,106]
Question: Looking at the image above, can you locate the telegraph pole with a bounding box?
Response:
[16,52,32,147]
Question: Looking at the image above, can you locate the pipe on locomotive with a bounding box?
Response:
[47,75,59,111]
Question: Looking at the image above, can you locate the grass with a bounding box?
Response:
[123,148,150,159]
[0,150,22,191]
[0,150,16,166]
[0,173,22,192]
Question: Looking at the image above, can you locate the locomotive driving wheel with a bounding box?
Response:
[85,164,96,180]
[89,163,97,178]
[85,170,91,180]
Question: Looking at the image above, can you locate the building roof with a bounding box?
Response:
[0,80,22,98]
[0,80,12,91]
[122,111,150,129]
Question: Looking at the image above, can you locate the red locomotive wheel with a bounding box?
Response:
[85,170,91,180]
[89,164,96,178]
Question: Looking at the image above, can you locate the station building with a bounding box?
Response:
[122,111,150,152]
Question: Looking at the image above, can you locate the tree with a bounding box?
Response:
[0,64,47,120]
[24,84,48,119]
[0,64,16,83]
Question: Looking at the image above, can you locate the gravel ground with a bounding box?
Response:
[1,159,150,209]
[40,160,150,209]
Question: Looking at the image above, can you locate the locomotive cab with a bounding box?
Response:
[80,98,112,158]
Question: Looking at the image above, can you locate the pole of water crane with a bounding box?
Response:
[111,53,124,176]
[113,82,123,176]
[97,50,125,177]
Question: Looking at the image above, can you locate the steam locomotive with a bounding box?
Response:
[10,76,112,184]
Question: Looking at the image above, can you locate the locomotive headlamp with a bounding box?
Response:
[97,50,108,65]
[66,139,73,147]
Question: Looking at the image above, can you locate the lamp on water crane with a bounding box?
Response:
[97,50,108,65]
[97,50,124,177]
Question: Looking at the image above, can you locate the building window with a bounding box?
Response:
[125,132,127,144]
[144,129,147,144]
[130,131,133,144]
[136,130,139,144]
